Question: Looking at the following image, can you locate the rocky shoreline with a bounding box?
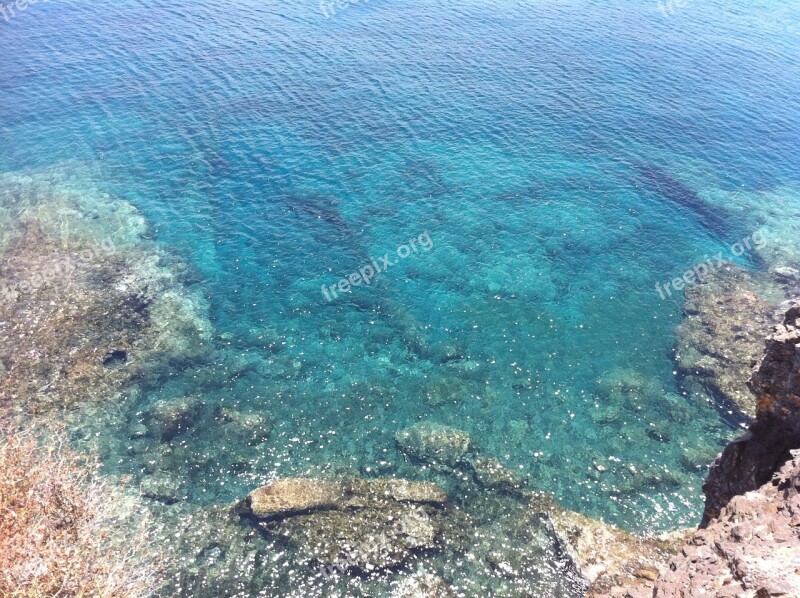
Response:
[594,302,800,597]
[1,171,799,596]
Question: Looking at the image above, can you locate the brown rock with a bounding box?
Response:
[237,476,448,519]
[653,304,800,597]
[655,451,800,597]
[239,478,343,518]
[634,567,659,581]
[702,304,800,524]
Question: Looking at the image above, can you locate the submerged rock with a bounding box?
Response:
[468,455,525,493]
[237,476,449,572]
[237,477,448,520]
[0,220,212,417]
[395,421,473,468]
[0,166,148,252]
[597,368,661,398]
[423,377,469,407]
[595,368,663,416]
[153,504,273,597]
[278,505,442,570]
[773,265,800,284]
[674,266,782,417]
[140,473,182,504]
[238,478,343,519]
[143,396,204,441]
[218,407,273,445]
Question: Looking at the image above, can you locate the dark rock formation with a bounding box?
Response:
[701,305,800,525]
[635,165,730,237]
[655,451,800,597]
[646,304,800,596]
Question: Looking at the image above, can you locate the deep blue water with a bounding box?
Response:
[2,0,800,539]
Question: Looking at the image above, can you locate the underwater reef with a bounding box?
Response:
[1,173,799,598]
[674,266,785,418]
[0,222,211,417]
[0,168,212,423]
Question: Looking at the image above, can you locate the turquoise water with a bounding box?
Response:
[2,0,800,544]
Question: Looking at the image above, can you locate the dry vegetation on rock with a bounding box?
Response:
[0,426,162,597]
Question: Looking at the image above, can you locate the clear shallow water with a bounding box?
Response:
[1,0,800,541]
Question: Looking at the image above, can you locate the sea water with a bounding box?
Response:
[1,0,799,561]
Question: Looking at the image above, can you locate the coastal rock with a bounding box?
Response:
[702,304,800,523]
[237,477,448,519]
[630,303,800,596]
[536,492,688,597]
[655,451,800,597]
[238,478,343,519]
[237,476,449,572]
[674,266,782,417]
[395,421,473,468]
